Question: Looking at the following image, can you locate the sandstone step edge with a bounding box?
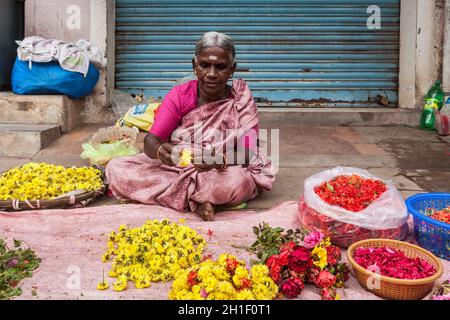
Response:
[0,124,61,158]
[0,92,82,132]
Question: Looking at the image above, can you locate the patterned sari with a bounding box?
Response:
[105,79,275,212]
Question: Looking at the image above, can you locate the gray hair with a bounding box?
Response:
[195,31,236,64]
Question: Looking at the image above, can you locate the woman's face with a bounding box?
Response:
[193,46,236,99]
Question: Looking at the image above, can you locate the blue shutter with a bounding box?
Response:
[115,0,400,107]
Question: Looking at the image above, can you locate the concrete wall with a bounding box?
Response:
[24,0,114,124]
[24,0,447,122]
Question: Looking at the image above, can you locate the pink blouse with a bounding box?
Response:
[149,80,258,149]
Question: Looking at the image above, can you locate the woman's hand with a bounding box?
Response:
[157,143,176,166]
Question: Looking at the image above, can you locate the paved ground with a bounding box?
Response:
[0,120,449,210]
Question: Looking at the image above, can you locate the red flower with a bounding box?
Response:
[314,174,387,212]
[187,270,199,287]
[269,264,282,283]
[320,287,338,300]
[225,257,239,274]
[278,250,290,266]
[280,277,304,298]
[266,255,279,269]
[353,246,436,280]
[315,270,336,288]
[305,267,321,285]
[326,245,341,266]
[280,241,296,254]
[241,278,252,289]
[288,246,312,273]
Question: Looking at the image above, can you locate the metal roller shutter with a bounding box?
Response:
[115,0,400,107]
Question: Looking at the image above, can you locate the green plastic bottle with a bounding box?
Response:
[419,81,444,130]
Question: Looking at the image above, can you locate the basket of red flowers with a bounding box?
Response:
[347,239,443,300]
[405,192,449,260]
[298,167,409,248]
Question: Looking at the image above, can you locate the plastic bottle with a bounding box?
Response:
[419,81,444,130]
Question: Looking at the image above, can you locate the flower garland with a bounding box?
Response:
[169,253,278,300]
[245,223,350,300]
[98,219,206,291]
[0,162,103,201]
[314,174,387,212]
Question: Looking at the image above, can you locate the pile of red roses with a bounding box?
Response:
[314,174,387,212]
[353,246,436,280]
[264,231,350,300]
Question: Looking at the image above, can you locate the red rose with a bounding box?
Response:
[280,241,296,254]
[269,264,282,283]
[278,250,290,266]
[288,246,312,273]
[280,277,304,298]
[266,255,278,269]
[320,287,338,300]
[326,245,342,266]
[315,270,336,288]
[305,267,321,285]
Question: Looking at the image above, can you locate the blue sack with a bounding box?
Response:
[11,57,99,99]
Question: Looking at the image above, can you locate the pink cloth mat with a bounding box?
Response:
[0,201,448,300]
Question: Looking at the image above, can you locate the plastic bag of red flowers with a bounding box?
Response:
[298,167,409,248]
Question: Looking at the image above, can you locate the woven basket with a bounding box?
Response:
[0,185,106,211]
[347,239,444,300]
[90,126,138,147]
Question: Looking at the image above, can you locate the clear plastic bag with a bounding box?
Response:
[304,167,408,229]
[297,197,408,248]
[299,167,409,247]
[80,140,139,166]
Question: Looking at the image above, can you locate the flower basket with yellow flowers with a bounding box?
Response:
[0,162,106,211]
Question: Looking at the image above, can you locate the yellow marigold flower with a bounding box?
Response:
[178,149,192,167]
[0,162,103,201]
[236,289,255,300]
[312,246,328,270]
[96,281,109,290]
[113,275,128,292]
[100,219,205,292]
[319,237,331,247]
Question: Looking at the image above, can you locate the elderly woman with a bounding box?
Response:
[106,31,275,221]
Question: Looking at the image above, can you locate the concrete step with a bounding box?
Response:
[0,92,82,132]
[259,107,421,127]
[0,124,61,157]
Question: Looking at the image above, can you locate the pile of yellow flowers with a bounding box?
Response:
[0,162,103,201]
[98,219,206,292]
[169,253,279,300]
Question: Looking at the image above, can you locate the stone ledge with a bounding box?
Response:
[259,108,421,127]
[0,124,61,157]
[0,92,83,132]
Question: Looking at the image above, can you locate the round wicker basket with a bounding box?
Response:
[0,185,106,211]
[347,239,444,300]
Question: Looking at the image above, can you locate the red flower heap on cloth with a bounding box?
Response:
[314,174,387,212]
[353,246,436,280]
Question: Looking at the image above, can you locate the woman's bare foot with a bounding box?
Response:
[195,202,215,221]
